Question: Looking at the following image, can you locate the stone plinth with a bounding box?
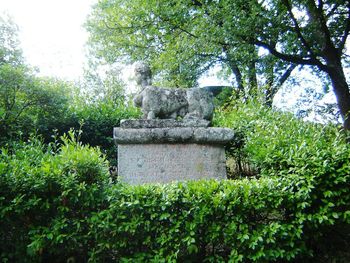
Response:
[114,120,235,184]
[118,144,226,184]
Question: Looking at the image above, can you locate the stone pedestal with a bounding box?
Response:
[114,119,235,184]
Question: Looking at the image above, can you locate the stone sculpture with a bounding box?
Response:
[113,62,236,184]
[133,62,214,121]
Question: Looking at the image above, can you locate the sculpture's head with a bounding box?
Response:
[134,61,152,88]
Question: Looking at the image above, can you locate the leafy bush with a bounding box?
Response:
[0,69,77,145]
[1,131,348,262]
[1,100,349,262]
[0,137,309,262]
[0,68,140,163]
[72,99,140,165]
[87,178,309,262]
[0,132,111,262]
[215,99,350,261]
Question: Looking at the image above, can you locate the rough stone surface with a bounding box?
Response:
[134,86,214,121]
[120,119,210,128]
[118,144,226,184]
[132,63,214,121]
[114,127,235,144]
[193,128,236,144]
[134,62,152,88]
[185,88,214,120]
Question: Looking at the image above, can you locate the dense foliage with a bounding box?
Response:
[0,133,111,262]
[216,99,350,259]
[72,98,140,164]
[0,137,303,262]
[0,14,140,164]
[0,72,139,163]
[0,15,71,142]
[1,102,349,261]
[86,0,350,122]
[0,8,349,263]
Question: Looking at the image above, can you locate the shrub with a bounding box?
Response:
[73,99,140,165]
[0,65,140,165]
[0,142,311,263]
[1,134,348,262]
[35,91,141,165]
[0,132,111,262]
[87,178,310,262]
[0,100,349,262]
[215,99,350,261]
[2,169,342,262]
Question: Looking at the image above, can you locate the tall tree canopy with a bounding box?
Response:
[86,0,350,129]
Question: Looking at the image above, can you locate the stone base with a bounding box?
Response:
[114,119,235,185]
[118,143,226,184]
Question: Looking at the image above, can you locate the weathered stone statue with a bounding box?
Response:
[113,62,236,184]
[133,62,214,121]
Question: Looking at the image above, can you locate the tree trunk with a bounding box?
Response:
[247,47,258,97]
[326,59,350,130]
[265,64,297,107]
[227,60,244,92]
[248,61,258,91]
[264,59,275,107]
[265,86,274,108]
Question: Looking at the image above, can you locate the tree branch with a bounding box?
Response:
[317,0,324,12]
[275,64,297,88]
[196,53,223,60]
[307,0,333,49]
[104,19,154,31]
[12,101,35,123]
[198,60,219,76]
[222,45,244,91]
[282,0,318,59]
[168,22,229,47]
[8,84,20,113]
[339,1,350,51]
[253,39,327,71]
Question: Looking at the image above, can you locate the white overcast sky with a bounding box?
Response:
[0,0,96,80]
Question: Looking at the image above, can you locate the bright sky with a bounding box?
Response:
[0,0,96,80]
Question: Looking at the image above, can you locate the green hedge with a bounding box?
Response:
[88,178,308,262]
[0,133,110,262]
[1,129,349,262]
[71,99,140,165]
[215,99,350,260]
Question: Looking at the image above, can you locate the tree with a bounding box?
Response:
[0,14,74,142]
[0,14,23,66]
[82,59,127,104]
[220,0,350,129]
[86,0,296,103]
[86,0,350,128]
